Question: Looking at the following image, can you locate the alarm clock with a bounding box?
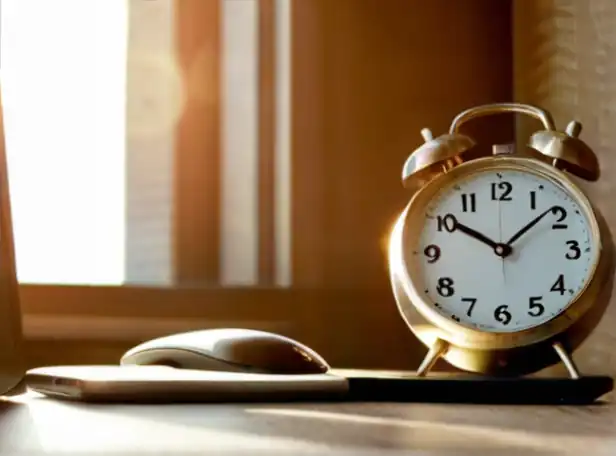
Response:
[388,103,615,379]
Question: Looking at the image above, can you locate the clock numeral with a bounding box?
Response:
[494,304,512,325]
[528,296,545,317]
[461,193,476,212]
[423,244,441,263]
[530,191,537,210]
[565,240,581,260]
[551,206,567,229]
[436,214,456,233]
[461,297,477,317]
[491,181,513,201]
[436,277,455,297]
[550,274,566,295]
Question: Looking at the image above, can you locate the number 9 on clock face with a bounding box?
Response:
[416,166,599,333]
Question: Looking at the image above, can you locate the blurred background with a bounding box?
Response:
[0,0,514,289]
[2,0,615,373]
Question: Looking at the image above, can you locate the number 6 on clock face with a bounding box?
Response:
[416,167,598,333]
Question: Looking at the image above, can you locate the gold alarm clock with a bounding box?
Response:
[388,103,615,379]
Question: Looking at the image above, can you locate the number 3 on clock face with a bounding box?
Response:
[417,168,598,333]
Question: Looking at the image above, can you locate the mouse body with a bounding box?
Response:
[120,328,330,375]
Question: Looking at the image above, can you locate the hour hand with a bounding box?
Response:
[448,216,510,256]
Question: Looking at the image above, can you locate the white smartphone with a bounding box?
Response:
[0,84,26,395]
[25,365,349,402]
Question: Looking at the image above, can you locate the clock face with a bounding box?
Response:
[416,168,598,333]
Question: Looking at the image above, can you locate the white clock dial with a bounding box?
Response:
[416,168,598,333]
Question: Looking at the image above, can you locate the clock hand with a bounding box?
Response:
[497,192,506,282]
[451,217,511,256]
[454,221,498,248]
[505,205,563,247]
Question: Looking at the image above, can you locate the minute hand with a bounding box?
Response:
[506,205,563,246]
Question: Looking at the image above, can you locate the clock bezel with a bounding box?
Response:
[392,155,605,352]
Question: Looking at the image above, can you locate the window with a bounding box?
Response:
[2,0,390,352]
[1,0,291,288]
[0,1,514,370]
[2,0,128,285]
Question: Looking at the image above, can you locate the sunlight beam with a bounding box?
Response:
[0,0,128,285]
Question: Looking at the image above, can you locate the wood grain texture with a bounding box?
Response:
[2,395,616,454]
[514,0,616,377]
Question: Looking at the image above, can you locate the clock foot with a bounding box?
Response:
[416,338,449,377]
[553,341,581,379]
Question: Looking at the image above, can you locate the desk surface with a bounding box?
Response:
[1,393,616,455]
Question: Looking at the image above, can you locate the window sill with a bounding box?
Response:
[19,284,420,369]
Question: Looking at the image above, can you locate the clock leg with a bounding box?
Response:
[417,338,449,377]
[553,341,581,379]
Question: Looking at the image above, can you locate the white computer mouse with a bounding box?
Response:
[120,328,330,375]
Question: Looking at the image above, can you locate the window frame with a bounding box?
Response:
[19,283,408,370]
[171,0,222,285]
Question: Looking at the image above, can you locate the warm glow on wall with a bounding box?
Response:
[0,0,127,284]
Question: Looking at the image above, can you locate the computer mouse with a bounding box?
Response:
[120,328,330,375]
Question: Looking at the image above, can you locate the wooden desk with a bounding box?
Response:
[1,393,615,454]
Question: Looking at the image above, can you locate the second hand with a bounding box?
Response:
[498,190,506,284]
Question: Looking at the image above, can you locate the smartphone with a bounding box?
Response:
[25,365,350,402]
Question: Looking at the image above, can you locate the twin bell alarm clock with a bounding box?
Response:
[388,103,615,383]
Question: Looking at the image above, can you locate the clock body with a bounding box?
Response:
[389,155,615,376]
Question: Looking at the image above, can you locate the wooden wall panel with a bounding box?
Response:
[292,0,514,289]
[514,0,616,376]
